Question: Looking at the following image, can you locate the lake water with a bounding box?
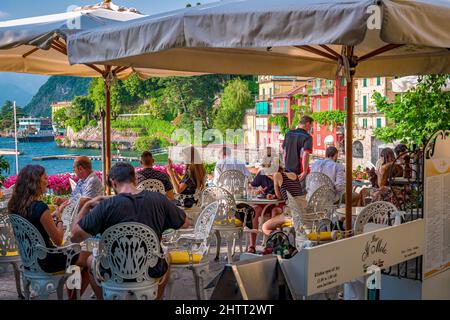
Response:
[0,137,144,176]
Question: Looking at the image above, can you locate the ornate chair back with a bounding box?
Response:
[193,202,220,241]
[96,222,163,284]
[286,192,317,235]
[201,186,237,226]
[354,201,398,235]
[9,214,48,273]
[217,170,246,196]
[306,172,335,201]
[61,194,81,242]
[306,185,337,216]
[69,178,77,192]
[137,179,166,194]
[0,210,20,258]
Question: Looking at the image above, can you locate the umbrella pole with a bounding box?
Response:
[100,108,106,193]
[344,50,357,234]
[103,70,112,194]
[345,74,354,233]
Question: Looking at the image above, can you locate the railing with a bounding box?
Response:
[383,147,424,281]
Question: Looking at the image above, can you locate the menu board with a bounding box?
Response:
[424,130,450,278]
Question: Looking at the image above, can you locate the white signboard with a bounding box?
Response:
[280,220,424,297]
[423,130,450,279]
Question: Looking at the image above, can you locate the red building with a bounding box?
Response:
[309,78,347,157]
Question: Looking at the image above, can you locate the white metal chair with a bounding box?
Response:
[175,188,203,228]
[163,201,220,300]
[69,178,77,192]
[91,222,164,300]
[217,170,246,196]
[137,179,166,194]
[306,172,335,201]
[61,194,81,243]
[353,201,398,235]
[286,189,337,249]
[9,214,81,300]
[201,186,245,263]
[0,209,24,298]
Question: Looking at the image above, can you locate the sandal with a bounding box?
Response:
[247,246,256,254]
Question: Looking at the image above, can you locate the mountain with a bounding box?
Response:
[0,73,49,95]
[0,83,33,107]
[24,76,92,117]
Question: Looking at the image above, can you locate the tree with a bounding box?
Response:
[373,75,450,147]
[0,100,25,130]
[0,155,10,185]
[53,108,69,129]
[213,78,253,133]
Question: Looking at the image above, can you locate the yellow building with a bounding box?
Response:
[51,101,71,121]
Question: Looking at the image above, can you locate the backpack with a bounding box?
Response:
[262,230,297,259]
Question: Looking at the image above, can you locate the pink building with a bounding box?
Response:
[309,78,347,157]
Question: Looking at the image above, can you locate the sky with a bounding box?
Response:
[0,0,218,98]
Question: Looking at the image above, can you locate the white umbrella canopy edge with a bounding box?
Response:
[66,0,450,230]
[0,3,205,192]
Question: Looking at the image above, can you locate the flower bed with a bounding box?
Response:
[1,164,186,192]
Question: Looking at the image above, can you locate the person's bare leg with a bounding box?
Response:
[156,260,171,300]
[87,255,103,300]
[271,206,283,219]
[262,214,288,236]
[248,205,262,249]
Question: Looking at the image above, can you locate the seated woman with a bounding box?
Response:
[7,165,92,299]
[261,165,303,237]
[246,165,276,253]
[167,146,206,209]
[355,148,403,206]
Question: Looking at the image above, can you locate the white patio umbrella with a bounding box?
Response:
[392,76,450,93]
[67,0,450,230]
[0,0,201,190]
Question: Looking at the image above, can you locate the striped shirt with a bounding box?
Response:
[280,172,303,200]
[71,172,104,198]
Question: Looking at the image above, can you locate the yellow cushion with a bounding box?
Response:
[214,218,243,227]
[281,221,294,228]
[307,231,341,241]
[3,251,19,257]
[169,251,203,264]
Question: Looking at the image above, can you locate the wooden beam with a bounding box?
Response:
[113,66,130,75]
[293,45,338,61]
[358,44,403,62]
[22,47,40,58]
[51,44,67,56]
[85,64,105,75]
[319,45,341,59]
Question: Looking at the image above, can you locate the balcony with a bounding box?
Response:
[256,125,268,131]
[255,94,273,102]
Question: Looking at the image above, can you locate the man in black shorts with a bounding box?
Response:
[70,162,188,299]
[282,115,314,193]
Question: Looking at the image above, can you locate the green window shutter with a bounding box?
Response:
[363,119,367,128]
[276,100,280,112]
[328,97,332,110]
[363,96,367,112]
[284,99,287,112]
[363,78,367,87]
[316,99,320,112]
[376,77,381,86]
[377,118,382,128]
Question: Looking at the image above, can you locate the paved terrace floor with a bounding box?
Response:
[0,243,256,300]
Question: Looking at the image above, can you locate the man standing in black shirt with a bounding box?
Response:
[282,115,314,182]
[70,162,188,300]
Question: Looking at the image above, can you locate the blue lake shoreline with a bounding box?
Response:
[0,137,142,176]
